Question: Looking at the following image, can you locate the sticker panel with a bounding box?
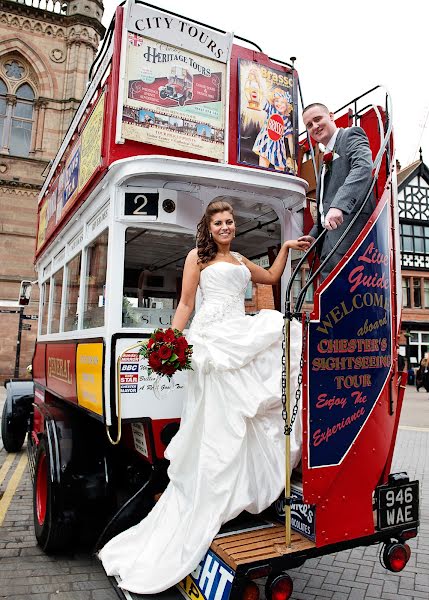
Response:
[178,550,234,600]
[76,343,104,415]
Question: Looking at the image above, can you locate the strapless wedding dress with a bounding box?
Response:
[99,255,302,593]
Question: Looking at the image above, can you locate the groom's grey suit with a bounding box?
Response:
[310,126,374,280]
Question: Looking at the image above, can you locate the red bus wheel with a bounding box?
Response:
[35,449,48,526]
[33,437,75,553]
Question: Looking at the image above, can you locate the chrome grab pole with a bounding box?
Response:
[285,316,292,547]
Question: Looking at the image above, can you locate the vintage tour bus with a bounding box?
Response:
[2,1,419,599]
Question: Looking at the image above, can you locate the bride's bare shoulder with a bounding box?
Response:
[185,248,201,268]
[186,248,198,259]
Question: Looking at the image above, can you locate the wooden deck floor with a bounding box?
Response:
[211,524,315,570]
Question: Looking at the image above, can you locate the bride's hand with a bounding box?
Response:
[285,239,312,251]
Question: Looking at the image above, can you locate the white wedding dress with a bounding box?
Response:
[99,255,302,593]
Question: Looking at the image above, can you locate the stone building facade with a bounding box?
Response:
[0,0,104,381]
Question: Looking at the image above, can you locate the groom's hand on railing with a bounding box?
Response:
[324,208,344,230]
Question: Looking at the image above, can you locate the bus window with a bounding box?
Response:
[83,229,108,329]
[64,253,81,332]
[40,280,50,335]
[122,227,195,328]
[50,267,64,334]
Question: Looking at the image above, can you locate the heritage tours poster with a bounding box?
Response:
[121,33,227,159]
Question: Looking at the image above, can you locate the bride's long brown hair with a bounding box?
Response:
[196,198,235,264]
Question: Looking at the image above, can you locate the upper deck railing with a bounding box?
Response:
[8,0,68,15]
[288,86,393,314]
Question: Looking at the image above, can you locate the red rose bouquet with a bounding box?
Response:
[140,328,193,380]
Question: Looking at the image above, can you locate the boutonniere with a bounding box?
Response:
[323,151,334,165]
[323,151,340,170]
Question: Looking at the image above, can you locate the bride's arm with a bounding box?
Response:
[241,239,310,285]
[172,249,201,332]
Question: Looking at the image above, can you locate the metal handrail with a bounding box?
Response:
[287,87,393,316]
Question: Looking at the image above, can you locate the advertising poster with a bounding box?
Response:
[62,142,81,213]
[37,174,60,252]
[307,202,392,468]
[76,343,104,416]
[238,60,297,175]
[78,93,105,192]
[37,143,81,253]
[36,200,47,251]
[178,550,234,600]
[121,33,226,159]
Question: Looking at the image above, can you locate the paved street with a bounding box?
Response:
[0,384,428,600]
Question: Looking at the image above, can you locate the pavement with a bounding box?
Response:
[0,384,428,599]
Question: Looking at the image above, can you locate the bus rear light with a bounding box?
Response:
[266,574,293,600]
[404,543,411,562]
[401,528,418,540]
[241,580,259,600]
[382,542,410,572]
[245,564,272,580]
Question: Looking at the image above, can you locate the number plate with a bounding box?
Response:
[377,480,419,530]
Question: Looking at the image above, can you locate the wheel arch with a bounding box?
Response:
[31,399,66,486]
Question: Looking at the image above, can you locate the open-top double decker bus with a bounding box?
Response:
[2,2,419,599]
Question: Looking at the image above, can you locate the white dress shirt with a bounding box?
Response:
[319,128,340,225]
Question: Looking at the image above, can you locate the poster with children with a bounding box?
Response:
[238,60,297,174]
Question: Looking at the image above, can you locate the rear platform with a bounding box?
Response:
[109,513,315,600]
[212,523,314,569]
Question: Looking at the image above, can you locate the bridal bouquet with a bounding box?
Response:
[140,328,193,379]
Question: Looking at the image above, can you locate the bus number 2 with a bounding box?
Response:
[133,194,148,215]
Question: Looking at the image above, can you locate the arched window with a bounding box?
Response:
[0,79,7,149]
[10,83,34,156]
[0,59,36,158]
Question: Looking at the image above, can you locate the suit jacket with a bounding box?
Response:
[310,126,374,279]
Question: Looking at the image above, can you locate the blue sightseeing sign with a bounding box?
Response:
[308,202,392,468]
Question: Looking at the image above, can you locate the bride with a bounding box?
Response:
[99,198,309,593]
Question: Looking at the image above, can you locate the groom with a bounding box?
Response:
[299,103,374,281]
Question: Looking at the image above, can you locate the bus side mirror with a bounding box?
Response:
[18,280,33,306]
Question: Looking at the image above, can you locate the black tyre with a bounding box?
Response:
[33,437,75,553]
[1,400,26,452]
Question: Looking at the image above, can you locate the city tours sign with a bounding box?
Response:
[118,3,233,160]
[307,200,392,468]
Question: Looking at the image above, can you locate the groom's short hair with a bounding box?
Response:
[302,103,330,115]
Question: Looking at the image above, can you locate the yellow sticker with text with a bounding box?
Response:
[177,575,204,600]
[76,343,103,415]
